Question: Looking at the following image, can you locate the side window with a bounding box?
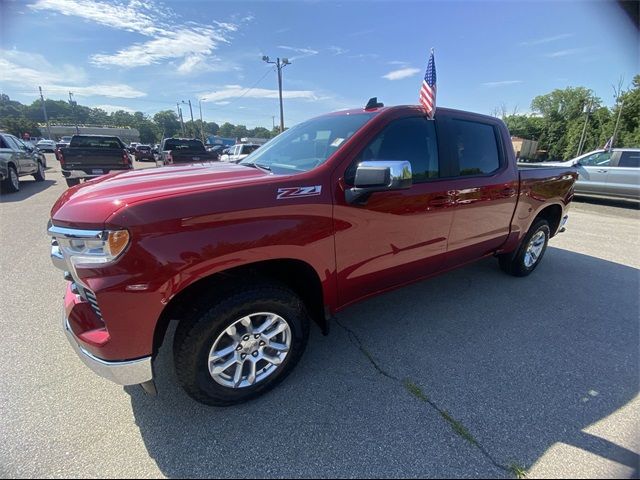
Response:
[0,136,7,149]
[580,151,612,166]
[450,119,501,176]
[618,151,640,168]
[5,136,21,151]
[347,117,439,184]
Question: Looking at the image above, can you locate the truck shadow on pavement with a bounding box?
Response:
[126,247,639,478]
[0,179,57,203]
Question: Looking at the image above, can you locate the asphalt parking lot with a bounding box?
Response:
[1,155,638,478]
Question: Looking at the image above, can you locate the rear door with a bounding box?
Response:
[606,150,640,199]
[440,115,519,267]
[333,115,455,306]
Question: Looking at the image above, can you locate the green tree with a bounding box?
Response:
[153,110,181,139]
[218,122,236,137]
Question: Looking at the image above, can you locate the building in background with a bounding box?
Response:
[206,135,236,147]
[43,125,140,143]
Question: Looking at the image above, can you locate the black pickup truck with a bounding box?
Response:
[157,138,218,167]
[59,135,133,187]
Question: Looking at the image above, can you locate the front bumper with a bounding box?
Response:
[63,309,153,385]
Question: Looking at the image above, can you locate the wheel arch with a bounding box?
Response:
[532,203,563,237]
[152,258,327,357]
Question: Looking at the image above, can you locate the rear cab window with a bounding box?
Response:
[164,139,205,152]
[70,136,124,149]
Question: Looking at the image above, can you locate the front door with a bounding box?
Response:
[333,115,455,307]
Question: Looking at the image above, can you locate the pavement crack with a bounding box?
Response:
[334,318,527,479]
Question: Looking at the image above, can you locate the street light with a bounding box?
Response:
[262,56,291,133]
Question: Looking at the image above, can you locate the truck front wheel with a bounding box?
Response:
[498,219,550,277]
[173,283,310,406]
[65,178,80,187]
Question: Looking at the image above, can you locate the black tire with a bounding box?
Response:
[66,178,80,187]
[33,161,46,182]
[1,165,19,193]
[173,283,310,406]
[499,219,550,277]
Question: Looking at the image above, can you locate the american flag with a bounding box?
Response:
[419,49,437,118]
[603,136,613,150]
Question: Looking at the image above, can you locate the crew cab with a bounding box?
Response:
[59,135,132,187]
[0,132,46,193]
[48,104,577,406]
[157,138,218,166]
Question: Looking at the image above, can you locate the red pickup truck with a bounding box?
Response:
[48,104,577,406]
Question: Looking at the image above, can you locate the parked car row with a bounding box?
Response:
[0,132,46,193]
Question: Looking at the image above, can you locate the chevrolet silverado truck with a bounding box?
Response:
[59,135,132,187]
[48,104,577,406]
[157,138,218,167]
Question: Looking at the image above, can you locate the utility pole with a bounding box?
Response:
[39,86,52,140]
[262,56,291,132]
[69,91,79,135]
[182,100,194,137]
[198,100,205,144]
[611,98,624,149]
[272,116,275,130]
[177,102,185,136]
[577,98,593,157]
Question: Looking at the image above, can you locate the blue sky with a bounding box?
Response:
[1,0,638,129]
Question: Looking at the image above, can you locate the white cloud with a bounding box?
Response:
[30,0,238,73]
[93,104,136,113]
[200,85,317,102]
[329,46,348,55]
[382,67,421,81]
[519,33,573,46]
[545,48,586,58]
[482,80,524,87]
[277,45,319,60]
[0,49,146,98]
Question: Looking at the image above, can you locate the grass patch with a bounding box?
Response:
[403,379,430,402]
[403,380,480,447]
[440,410,478,446]
[509,463,527,479]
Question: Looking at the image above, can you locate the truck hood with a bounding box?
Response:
[51,163,269,227]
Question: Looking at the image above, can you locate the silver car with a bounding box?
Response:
[544,149,639,201]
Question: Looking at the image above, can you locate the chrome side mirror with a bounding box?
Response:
[346,160,412,204]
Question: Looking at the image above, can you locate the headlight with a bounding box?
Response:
[58,230,130,268]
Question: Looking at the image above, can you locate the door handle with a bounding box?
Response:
[596,169,608,173]
[428,195,454,207]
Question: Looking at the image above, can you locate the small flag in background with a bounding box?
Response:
[419,49,437,118]
[603,136,613,150]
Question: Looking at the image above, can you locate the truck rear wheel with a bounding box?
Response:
[173,283,310,406]
[499,219,550,277]
[66,178,80,187]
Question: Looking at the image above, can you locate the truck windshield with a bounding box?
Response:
[239,113,374,174]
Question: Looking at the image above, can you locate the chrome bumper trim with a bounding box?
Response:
[63,311,153,386]
[62,169,119,179]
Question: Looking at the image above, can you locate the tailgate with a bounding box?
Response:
[63,148,128,170]
[172,151,208,163]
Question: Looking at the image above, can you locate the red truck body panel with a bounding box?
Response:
[52,105,577,362]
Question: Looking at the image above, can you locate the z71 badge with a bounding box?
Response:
[277,186,322,200]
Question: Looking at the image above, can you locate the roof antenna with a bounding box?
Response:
[365,97,384,109]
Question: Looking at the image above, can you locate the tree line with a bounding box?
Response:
[0,94,279,144]
[1,75,638,160]
[498,75,639,161]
